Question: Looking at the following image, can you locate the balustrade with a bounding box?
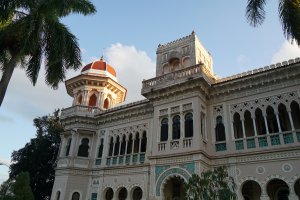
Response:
[61,105,101,119]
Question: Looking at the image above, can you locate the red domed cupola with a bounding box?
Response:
[81,57,117,80]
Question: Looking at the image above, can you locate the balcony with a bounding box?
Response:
[158,138,193,152]
[106,153,146,166]
[61,105,101,119]
[141,64,213,94]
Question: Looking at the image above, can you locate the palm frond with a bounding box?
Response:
[246,0,267,27]
[279,0,300,45]
[52,0,96,17]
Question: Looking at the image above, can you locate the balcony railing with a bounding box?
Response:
[142,64,213,93]
[158,138,193,152]
[106,153,146,166]
[61,105,101,119]
[218,131,300,153]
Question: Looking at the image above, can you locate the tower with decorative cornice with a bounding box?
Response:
[65,57,127,110]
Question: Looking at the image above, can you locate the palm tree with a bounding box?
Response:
[185,166,237,200]
[246,0,300,45]
[0,0,96,106]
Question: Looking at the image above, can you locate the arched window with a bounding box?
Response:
[266,106,279,133]
[132,187,143,200]
[184,113,193,138]
[160,118,168,141]
[278,103,291,131]
[97,139,104,158]
[108,137,113,156]
[120,135,126,155]
[255,108,266,135]
[244,111,254,137]
[56,191,61,200]
[77,94,82,105]
[182,57,190,68]
[88,93,97,107]
[291,101,300,129]
[105,188,113,200]
[104,98,109,109]
[172,115,181,140]
[118,188,128,200]
[215,116,225,141]
[163,64,170,74]
[170,58,180,71]
[127,134,133,154]
[71,192,80,200]
[133,133,140,153]
[200,112,206,139]
[114,136,120,156]
[233,113,243,138]
[65,138,72,156]
[141,131,147,152]
[77,138,89,157]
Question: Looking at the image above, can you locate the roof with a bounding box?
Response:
[81,57,117,77]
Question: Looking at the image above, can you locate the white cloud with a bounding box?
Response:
[272,41,300,63]
[0,158,11,166]
[106,43,155,103]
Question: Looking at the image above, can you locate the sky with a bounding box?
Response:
[1,1,300,183]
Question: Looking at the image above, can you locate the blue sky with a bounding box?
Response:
[1,1,300,183]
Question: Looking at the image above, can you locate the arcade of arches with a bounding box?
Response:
[103,187,143,200]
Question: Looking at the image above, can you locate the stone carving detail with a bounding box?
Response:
[256,166,265,174]
[109,123,148,139]
[213,105,223,117]
[230,91,299,115]
[282,163,293,173]
[182,103,192,111]
[179,163,195,175]
[171,106,180,114]
[159,109,168,116]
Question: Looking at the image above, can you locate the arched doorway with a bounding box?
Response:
[104,188,114,200]
[241,180,261,200]
[132,187,143,200]
[163,176,186,200]
[295,179,300,199]
[267,179,289,200]
[118,187,128,200]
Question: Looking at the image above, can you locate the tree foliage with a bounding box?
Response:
[246,0,300,45]
[0,0,96,106]
[185,166,237,200]
[9,110,63,200]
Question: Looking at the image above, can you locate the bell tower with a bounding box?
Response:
[156,31,213,77]
[65,56,127,110]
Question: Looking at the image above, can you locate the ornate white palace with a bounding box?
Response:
[51,32,300,200]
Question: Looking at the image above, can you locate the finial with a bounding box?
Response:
[191,30,195,35]
[100,48,105,60]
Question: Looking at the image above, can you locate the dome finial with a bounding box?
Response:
[100,48,105,61]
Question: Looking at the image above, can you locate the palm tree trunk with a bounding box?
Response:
[0,55,18,107]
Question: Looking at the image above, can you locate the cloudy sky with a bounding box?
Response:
[1,1,300,183]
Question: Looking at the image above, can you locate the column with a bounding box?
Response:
[96,91,102,108]
[241,119,246,138]
[168,114,172,141]
[70,131,78,157]
[72,93,78,106]
[275,111,282,133]
[263,114,269,134]
[59,135,66,157]
[131,135,135,154]
[125,137,128,155]
[180,112,184,139]
[83,90,89,106]
[288,111,295,131]
[139,136,142,153]
[252,117,258,136]
[230,120,235,140]
[112,138,116,156]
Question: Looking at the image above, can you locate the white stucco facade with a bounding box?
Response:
[51,32,300,200]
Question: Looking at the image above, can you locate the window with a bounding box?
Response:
[244,110,254,137]
[77,138,89,157]
[71,192,80,200]
[278,103,291,131]
[215,116,225,141]
[127,134,133,154]
[266,106,279,133]
[56,191,61,200]
[88,93,97,107]
[133,133,140,153]
[108,137,113,156]
[160,118,168,141]
[114,136,120,156]
[184,113,193,138]
[141,131,147,152]
[200,112,206,139]
[104,98,109,109]
[97,139,104,158]
[233,113,243,138]
[291,101,300,129]
[172,115,181,140]
[65,138,71,156]
[255,108,266,135]
[120,135,126,155]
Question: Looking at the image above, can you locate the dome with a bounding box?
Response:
[81,57,117,77]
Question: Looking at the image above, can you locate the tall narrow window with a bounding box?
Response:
[56,191,61,200]
[201,112,206,139]
[233,113,243,138]
[97,139,104,158]
[108,137,113,156]
[291,101,300,129]
[65,138,72,156]
[255,108,266,135]
[72,192,80,200]
[141,131,147,153]
[133,133,140,153]
[244,110,254,137]
[215,116,225,141]
[104,98,109,109]
[114,136,120,156]
[160,118,168,141]
[77,94,82,105]
[88,94,97,107]
[77,138,89,157]
[120,135,126,155]
[266,106,279,133]
[127,134,133,154]
[172,115,181,140]
[278,104,291,131]
[184,113,193,137]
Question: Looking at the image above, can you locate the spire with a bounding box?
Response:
[100,48,105,61]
